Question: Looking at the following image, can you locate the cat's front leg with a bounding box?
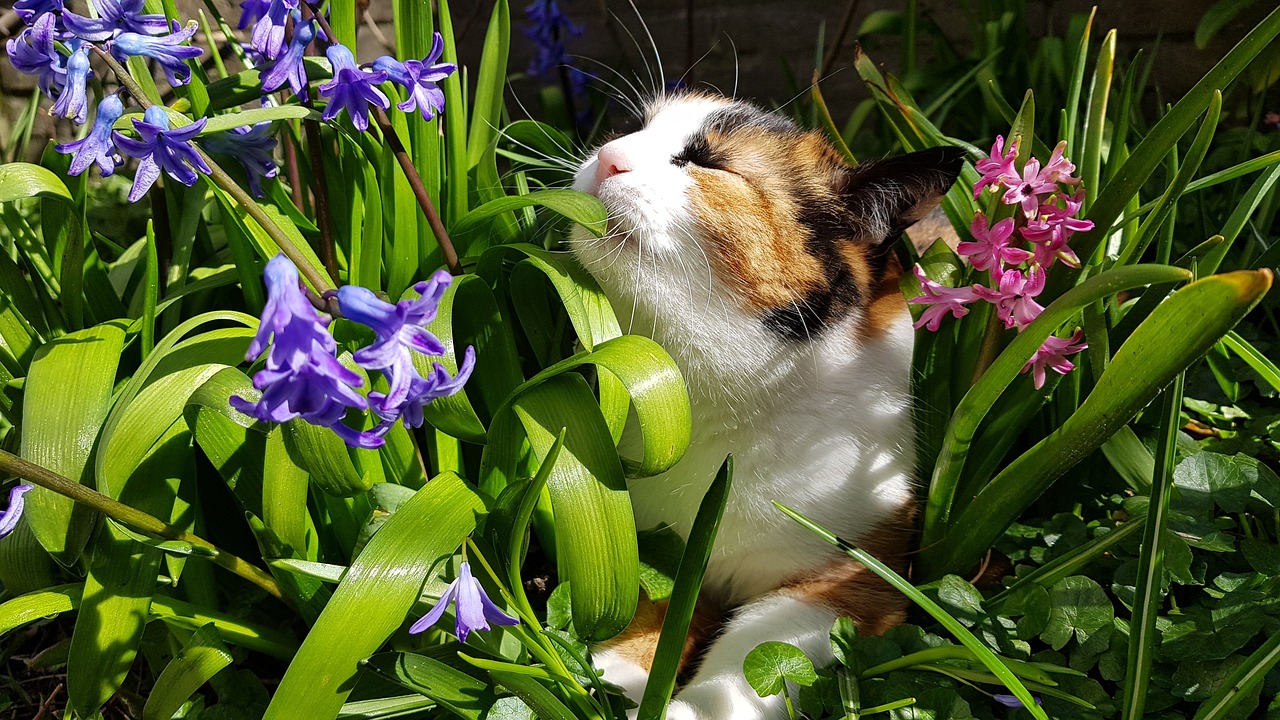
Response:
[668,557,907,720]
[665,593,834,720]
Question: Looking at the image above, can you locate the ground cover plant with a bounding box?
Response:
[0,0,1278,718]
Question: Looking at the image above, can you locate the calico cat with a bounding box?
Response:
[568,91,963,719]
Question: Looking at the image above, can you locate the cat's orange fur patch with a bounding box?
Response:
[686,129,867,319]
[780,502,917,634]
[856,255,909,342]
[600,591,723,678]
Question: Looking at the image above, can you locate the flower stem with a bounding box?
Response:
[91,46,336,293]
[306,10,462,276]
[303,117,339,281]
[0,449,287,603]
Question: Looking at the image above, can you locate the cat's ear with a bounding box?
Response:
[835,146,965,243]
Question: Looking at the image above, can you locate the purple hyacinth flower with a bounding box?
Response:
[51,42,92,124]
[524,0,583,80]
[112,106,211,202]
[6,13,65,99]
[250,0,299,60]
[112,20,204,86]
[409,561,519,641]
[0,485,34,540]
[993,694,1042,708]
[199,122,279,197]
[237,0,271,29]
[370,33,457,121]
[230,255,382,448]
[14,0,64,25]
[336,272,475,430]
[260,19,315,100]
[63,0,169,41]
[56,93,125,177]
[318,44,389,133]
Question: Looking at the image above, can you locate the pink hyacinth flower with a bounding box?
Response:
[980,265,1046,330]
[1022,189,1092,268]
[973,135,1019,198]
[957,212,1031,272]
[1002,157,1057,217]
[908,265,984,332]
[1022,329,1087,389]
[1039,140,1080,186]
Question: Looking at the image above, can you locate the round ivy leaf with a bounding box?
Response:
[742,641,818,698]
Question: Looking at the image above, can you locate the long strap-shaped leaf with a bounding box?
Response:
[21,320,127,565]
[1070,4,1280,263]
[775,504,1049,720]
[1120,373,1184,720]
[262,472,483,720]
[920,264,1190,550]
[638,456,733,720]
[921,269,1272,578]
[141,623,234,720]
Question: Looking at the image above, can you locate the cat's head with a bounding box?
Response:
[569,91,962,351]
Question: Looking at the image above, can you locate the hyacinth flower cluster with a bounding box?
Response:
[231,255,475,449]
[910,136,1093,389]
[5,0,281,199]
[239,0,458,130]
[523,0,590,123]
[7,0,458,206]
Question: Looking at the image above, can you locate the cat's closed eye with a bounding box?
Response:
[671,136,725,170]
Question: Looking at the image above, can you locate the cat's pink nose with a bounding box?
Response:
[594,142,634,186]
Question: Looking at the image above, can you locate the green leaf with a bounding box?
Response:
[465,0,510,170]
[69,362,225,715]
[0,162,72,203]
[262,472,483,720]
[1040,575,1114,652]
[142,624,234,720]
[1074,4,1280,262]
[638,456,733,720]
[1195,0,1258,48]
[20,320,127,564]
[490,671,576,720]
[1221,331,1280,393]
[199,106,319,135]
[1172,451,1278,515]
[924,270,1273,577]
[419,274,523,443]
[0,583,81,635]
[499,374,638,641]
[509,334,691,478]
[1121,377,1184,720]
[1193,629,1280,720]
[282,415,372,497]
[362,650,496,720]
[452,189,609,241]
[743,641,819,698]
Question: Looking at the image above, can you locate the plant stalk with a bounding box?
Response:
[307,10,462,275]
[0,449,287,603]
[371,106,462,276]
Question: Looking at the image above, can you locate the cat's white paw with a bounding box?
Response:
[592,648,649,715]
[668,682,788,720]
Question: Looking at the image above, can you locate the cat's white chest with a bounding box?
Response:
[623,302,917,603]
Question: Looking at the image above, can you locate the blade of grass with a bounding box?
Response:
[775,503,1048,720]
[1120,372,1184,720]
[637,456,733,720]
[1192,630,1280,720]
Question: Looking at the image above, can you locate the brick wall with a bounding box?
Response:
[0,0,1267,160]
